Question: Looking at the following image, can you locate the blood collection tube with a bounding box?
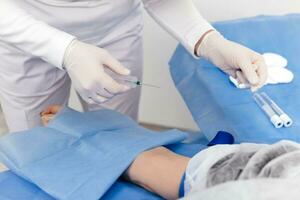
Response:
[253,93,283,128]
[260,92,293,127]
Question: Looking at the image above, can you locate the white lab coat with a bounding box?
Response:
[0,0,214,132]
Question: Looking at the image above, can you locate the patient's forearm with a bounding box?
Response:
[125,147,190,199]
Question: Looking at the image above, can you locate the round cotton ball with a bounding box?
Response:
[266,75,279,85]
[263,53,288,68]
[268,67,294,84]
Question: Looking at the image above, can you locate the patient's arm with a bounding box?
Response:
[41,105,190,199]
[125,147,190,199]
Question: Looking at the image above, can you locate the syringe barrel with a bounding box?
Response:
[105,68,138,88]
[116,75,138,88]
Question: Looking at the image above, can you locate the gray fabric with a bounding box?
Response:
[184,140,300,199]
[240,141,300,179]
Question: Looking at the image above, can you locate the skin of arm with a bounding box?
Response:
[41,105,190,199]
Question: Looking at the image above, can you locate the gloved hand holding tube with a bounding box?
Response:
[196,31,268,91]
[63,40,131,104]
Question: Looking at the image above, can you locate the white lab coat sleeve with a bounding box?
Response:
[142,0,215,57]
[0,0,75,69]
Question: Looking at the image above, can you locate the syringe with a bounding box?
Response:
[253,93,283,128]
[105,68,160,89]
[260,92,293,127]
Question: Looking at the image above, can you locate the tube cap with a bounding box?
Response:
[270,115,284,129]
[280,114,293,127]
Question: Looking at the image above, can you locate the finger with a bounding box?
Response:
[41,114,55,126]
[236,71,249,85]
[87,97,97,105]
[41,107,52,116]
[40,105,62,116]
[41,115,47,126]
[249,69,264,92]
[235,71,251,89]
[255,59,268,88]
[79,94,94,105]
[41,116,49,126]
[240,61,260,85]
[223,69,238,78]
[104,53,130,76]
[96,87,114,98]
[48,105,61,115]
[102,73,130,94]
[251,64,258,71]
[89,95,108,104]
[250,85,260,92]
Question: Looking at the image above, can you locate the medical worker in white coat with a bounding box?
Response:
[0,0,267,132]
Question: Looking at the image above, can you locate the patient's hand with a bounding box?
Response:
[40,105,62,126]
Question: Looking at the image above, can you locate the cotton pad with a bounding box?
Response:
[264,53,294,84]
[263,53,288,68]
[268,67,294,84]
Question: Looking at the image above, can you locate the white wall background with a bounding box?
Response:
[1,0,300,135]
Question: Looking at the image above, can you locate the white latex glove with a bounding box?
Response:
[63,40,131,104]
[198,32,268,91]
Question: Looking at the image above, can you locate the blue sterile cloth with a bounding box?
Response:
[170,14,300,144]
[0,142,207,200]
[0,120,232,200]
[0,108,188,200]
[0,130,231,200]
